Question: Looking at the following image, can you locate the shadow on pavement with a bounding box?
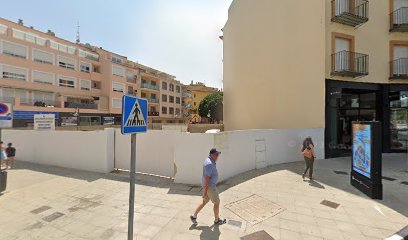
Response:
[189,224,220,240]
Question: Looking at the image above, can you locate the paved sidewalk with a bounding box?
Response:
[0,154,407,240]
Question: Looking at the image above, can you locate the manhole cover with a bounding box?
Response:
[333,171,348,175]
[225,194,284,225]
[42,212,64,222]
[228,220,243,228]
[30,206,51,214]
[320,200,340,209]
[382,176,396,181]
[241,230,275,240]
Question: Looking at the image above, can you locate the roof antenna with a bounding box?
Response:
[76,21,80,44]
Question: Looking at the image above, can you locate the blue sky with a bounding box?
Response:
[0,0,233,89]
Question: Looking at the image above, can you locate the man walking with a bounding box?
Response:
[191,148,226,225]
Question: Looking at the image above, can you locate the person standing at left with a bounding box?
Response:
[5,143,16,169]
[0,141,6,169]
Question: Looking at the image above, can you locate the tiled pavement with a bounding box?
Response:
[0,154,407,240]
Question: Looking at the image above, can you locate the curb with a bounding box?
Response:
[385,225,408,240]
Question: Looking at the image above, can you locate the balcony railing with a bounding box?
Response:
[331,0,369,27]
[64,102,98,110]
[331,50,369,77]
[141,83,160,91]
[390,7,408,32]
[148,111,160,116]
[182,102,192,108]
[390,58,408,79]
[182,92,193,98]
[147,98,160,104]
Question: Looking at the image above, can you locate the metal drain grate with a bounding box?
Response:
[320,200,340,209]
[225,194,284,225]
[333,171,348,175]
[30,206,51,214]
[42,212,64,222]
[241,230,275,240]
[382,176,396,181]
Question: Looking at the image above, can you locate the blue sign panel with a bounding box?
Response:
[14,111,59,120]
[121,95,148,134]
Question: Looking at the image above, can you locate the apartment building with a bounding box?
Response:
[181,81,218,122]
[0,18,183,127]
[223,0,408,157]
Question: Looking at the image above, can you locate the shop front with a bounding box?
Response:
[325,80,408,158]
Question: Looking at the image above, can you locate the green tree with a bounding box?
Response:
[198,92,223,123]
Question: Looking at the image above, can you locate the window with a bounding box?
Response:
[169,84,174,92]
[58,56,76,70]
[12,28,46,46]
[58,76,76,88]
[176,85,180,93]
[112,65,125,77]
[128,86,134,95]
[176,97,181,104]
[112,82,125,92]
[50,40,76,54]
[80,62,91,73]
[169,107,174,114]
[1,65,27,81]
[80,79,91,91]
[141,92,147,98]
[33,91,54,106]
[32,71,54,85]
[169,96,174,103]
[162,107,167,114]
[162,94,167,102]
[2,88,28,104]
[176,108,180,115]
[0,24,7,34]
[112,98,122,108]
[79,49,99,61]
[1,41,27,58]
[32,49,54,65]
[92,81,101,89]
[151,93,157,99]
[112,56,123,64]
[162,82,167,90]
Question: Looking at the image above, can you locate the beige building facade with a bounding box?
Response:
[223,0,408,157]
[0,18,183,127]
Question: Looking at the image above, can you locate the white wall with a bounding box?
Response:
[114,129,176,177]
[174,128,324,185]
[2,127,324,184]
[2,128,114,173]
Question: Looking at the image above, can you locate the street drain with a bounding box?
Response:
[42,212,64,222]
[382,176,396,181]
[320,200,340,209]
[30,206,51,214]
[228,220,243,228]
[225,194,284,225]
[333,170,348,175]
[241,230,275,240]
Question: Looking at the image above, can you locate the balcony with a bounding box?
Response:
[141,83,160,91]
[331,0,369,27]
[390,58,408,79]
[390,7,408,32]
[64,102,98,110]
[182,102,192,108]
[148,111,160,116]
[147,98,160,104]
[331,51,369,78]
[182,92,193,98]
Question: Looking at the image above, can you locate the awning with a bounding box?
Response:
[62,95,95,100]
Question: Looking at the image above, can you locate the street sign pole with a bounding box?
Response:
[128,133,137,240]
[121,95,148,240]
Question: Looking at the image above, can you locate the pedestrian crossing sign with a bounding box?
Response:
[121,95,148,134]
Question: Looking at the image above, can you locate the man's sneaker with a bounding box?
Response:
[214,218,226,225]
[190,215,197,224]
